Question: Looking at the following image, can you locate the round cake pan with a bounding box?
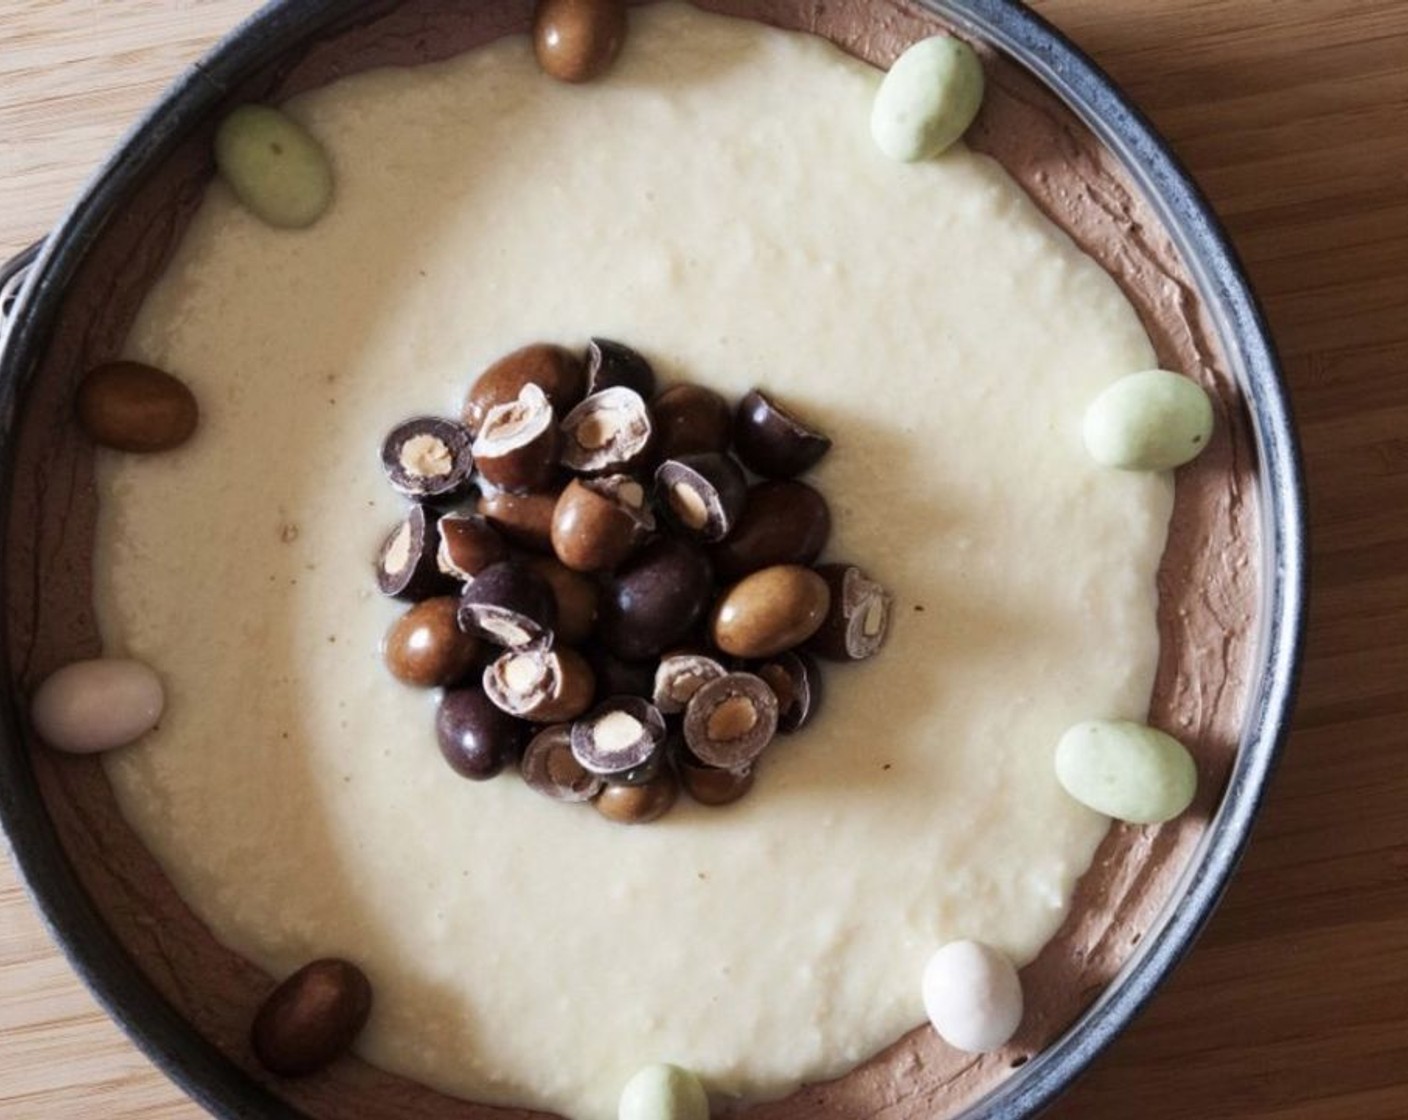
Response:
[0,2,1305,1118]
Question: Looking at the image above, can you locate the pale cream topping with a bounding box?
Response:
[93,6,1174,1118]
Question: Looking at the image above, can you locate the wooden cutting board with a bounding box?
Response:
[2,1,1406,1117]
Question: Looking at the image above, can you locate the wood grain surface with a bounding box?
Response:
[1,1,1405,1118]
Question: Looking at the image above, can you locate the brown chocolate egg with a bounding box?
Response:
[251,959,373,1077]
[462,343,585,434]
[76,360,198,453]
[533,0,627,83]
[383,597,479,687]
[710,565,831,659]
[594,769,678,824]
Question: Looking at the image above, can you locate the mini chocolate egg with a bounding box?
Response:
[30,658,164,754]
[921,940,1023,1054]
[251,959,372,1076]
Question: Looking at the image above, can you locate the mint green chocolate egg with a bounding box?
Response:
[1055,719,1197,824]
[871,36,985,162]
[1083,369,1214,471]
[215,105,333,229]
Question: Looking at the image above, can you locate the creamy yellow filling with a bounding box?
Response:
[98,5,1170,1117]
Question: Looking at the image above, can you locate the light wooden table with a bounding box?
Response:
[2,1,1405,1117]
